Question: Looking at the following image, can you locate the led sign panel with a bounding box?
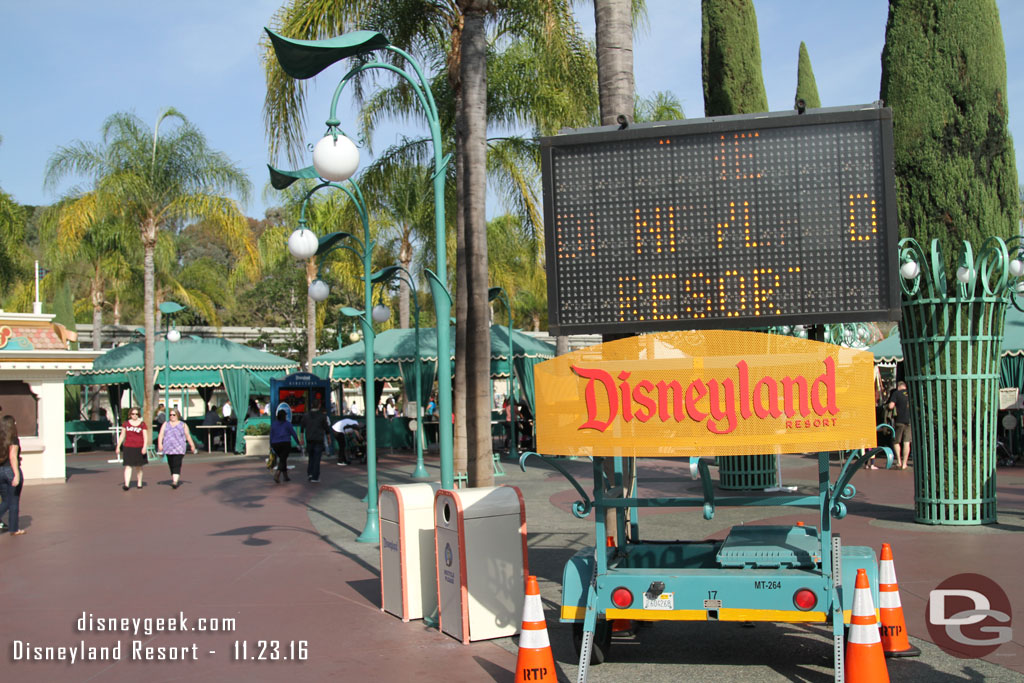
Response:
[542,105,900,336]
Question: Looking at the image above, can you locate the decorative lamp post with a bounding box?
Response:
[488,287,516,463]
[897,236,1024,524]
[271,168,382,543]
[373,265,429,480]
[158,301,185,460]
[265,28,454,491]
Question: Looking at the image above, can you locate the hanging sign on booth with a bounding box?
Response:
[534,330,875,458]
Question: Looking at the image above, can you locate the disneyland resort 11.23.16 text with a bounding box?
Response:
[9,611,309,663]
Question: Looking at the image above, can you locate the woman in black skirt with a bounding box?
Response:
[115,407,150,490]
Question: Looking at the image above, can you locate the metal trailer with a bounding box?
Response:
[522,446,892,683]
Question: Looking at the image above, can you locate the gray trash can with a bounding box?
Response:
[435,485,527,643]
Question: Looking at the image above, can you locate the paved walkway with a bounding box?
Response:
[1,448,1022,682]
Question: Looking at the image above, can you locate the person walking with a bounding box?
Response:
[271,409,303,483]
[887,381,912,469]
[0,414,26,535]
[158,408,197,489]
[115,407,150,490]
[302,398,331,483]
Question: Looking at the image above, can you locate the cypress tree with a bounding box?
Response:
[701,0,769,116]
[795,42,821,110]
[880,0,1018,277]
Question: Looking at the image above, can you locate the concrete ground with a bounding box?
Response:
[1,445,1022,682]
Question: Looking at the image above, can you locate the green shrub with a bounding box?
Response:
[245,422,270,436]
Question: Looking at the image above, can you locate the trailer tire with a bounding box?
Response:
[572,621,612,664]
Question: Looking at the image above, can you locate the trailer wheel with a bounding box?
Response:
[571,621,612,664]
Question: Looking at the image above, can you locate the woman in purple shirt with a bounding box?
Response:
[158,409,196,489]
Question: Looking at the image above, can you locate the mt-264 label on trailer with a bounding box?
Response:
[754,580,782,590]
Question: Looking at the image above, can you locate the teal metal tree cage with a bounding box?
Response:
[898,236,1023,524]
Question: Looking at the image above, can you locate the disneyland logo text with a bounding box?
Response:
[571,358,839,435]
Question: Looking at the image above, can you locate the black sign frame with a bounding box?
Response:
[541,104,901,336]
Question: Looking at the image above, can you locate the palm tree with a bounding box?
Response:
[44,109,255,427]
[0,135,31,305]
[0,188,27,302]
[358,158,449,329]
[487,213,546,327]
[634,90,685,122]
[42,205,136,417]
[262,0,591,486]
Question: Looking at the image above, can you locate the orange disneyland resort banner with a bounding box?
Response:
[534,330,876,458]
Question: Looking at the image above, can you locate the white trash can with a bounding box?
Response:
[379,482,442,622]
[435,485,527,643]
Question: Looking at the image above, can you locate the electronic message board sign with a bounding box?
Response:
[541,104,900,336]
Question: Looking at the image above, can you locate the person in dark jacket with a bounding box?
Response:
[302,399,331,483]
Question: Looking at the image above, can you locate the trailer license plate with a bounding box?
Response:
[643,592,674,610]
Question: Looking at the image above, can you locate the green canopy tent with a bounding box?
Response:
[867,305,1024,392]
[65,337,299,452]
[311,325,555,413]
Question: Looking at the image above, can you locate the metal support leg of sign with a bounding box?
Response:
[576,558,599,683]
[832,535,845,683]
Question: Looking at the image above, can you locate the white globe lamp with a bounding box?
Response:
[288,228,320,260]
[166,328,181,343]
[956,266,972,284]
[1010,259,1024,278]
[371,304,391,323]
[312,133,360,182]
[308,279,330,302]
[899,260,920,280]
[349,331,361,343]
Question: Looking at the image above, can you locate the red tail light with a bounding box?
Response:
[611,587,633,608]
[793,588,817,611]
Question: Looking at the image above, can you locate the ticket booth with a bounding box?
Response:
[270,372,331,424]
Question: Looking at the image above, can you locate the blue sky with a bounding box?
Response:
[1,1,1021,220]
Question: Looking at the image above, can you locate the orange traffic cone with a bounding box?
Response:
[515,575,556,683]
[845,568,890,683]
[878,543,921,658]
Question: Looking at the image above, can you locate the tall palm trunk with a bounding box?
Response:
[450,18,469,481]
[461,4,493,488]
[142,217,158,427]
[595,0,635,127]
[306,258,317,370]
